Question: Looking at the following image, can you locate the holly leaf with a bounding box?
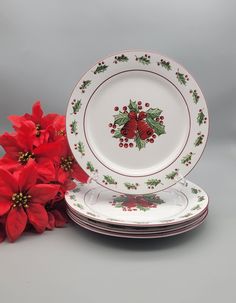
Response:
[114,112,129,126]
[146,117,165,135]
[197,111,205,125]
[113,196,127,203]
[78,141,85,156]
[104,175,117,185]
[113,128,122,138]
[135,135,146,150]
[146,108,162,119]
[176,72,187,85]
[72,100,82,114]
[128,100,139,113]
[145,179,161,187]
[191,188,199,194]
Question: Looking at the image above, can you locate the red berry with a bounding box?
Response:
[113,124,116,129]
[119,143,123,147]
[109,123,113,127]
[125,138,128,142]
[111,129,115,134]
[114,106,119,111]
[160,121,163,124]
[147,138,149,142]
[152,134,156,138]
[123,106,127,111]
[156,117,160,121]
[124,143,128,148]
[128,111,137,119]
[149,138,154,143]
[129,143,133,148]
[138,101,142,105]
[120,138,124,142]
[145,103,150,107]
[160,116,164,120]
[138,106,142,110]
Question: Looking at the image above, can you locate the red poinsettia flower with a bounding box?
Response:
[8,101,59,145]
[54,137,89,184]
[0,216,6,243]
[0,161,60,242]
[49,115,66,141]
[0,121,62,181]
[46,200,68,230]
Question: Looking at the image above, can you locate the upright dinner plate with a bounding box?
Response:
[66,50,209,194]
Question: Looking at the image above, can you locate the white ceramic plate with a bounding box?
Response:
[68,209,208,239]
[65,180,209,227]
[67,207,208,234]
[66,50,209,194]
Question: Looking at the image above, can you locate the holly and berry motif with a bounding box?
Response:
[109,99,166,150]
[135,54,151,65]
[194,132,205,147]
[79,80,91,93]
[74,141,85,156]
[145,178,161,189]
[157,59,172,71]
[166,169,179,180]
[93,62,108,74]
[176,69,189,85]
[113,54,129,64]
[124,182,139,190]
[109,194,165,212]
[102,175,117,185]
[181,152,194,166]
[190,89,200,104]
[71,99,82,115]
[197,109,207,125]
[70,120,78,135]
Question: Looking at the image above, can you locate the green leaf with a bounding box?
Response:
[145,179,161,187]
[80,80,91,91]
[113,196,127,203]
[112,128,122,138]
[124,182,138,190]
[158,60,172,71]
[114,112,129,126]
[166,170,179,180]
[194,135,203,147]
[191,205,201,211]
[128,99,139,113]
[191,188,199,194]
[116,54,129,62]
[137,205,148,211]
[135,55,150,65]
[181,153,194,165]
[198,196,205,202]
[71,120,77,134]
[176,72,187,85]
[86,161,95,172]
[197,111,205,125]
[143,194,165,205]
[72,100,82,114]
[94,64,108,74]
[191,90,199,104]
[103,175,117,185]
[135,135,146,150]
[146,116,165,136]
[146,108,162,119]
[78,141,85,156]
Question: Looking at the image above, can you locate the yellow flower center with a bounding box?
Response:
[18,152,35,165]
[36,123,41,137]
[60,156,73,172]
[12,192,31,208]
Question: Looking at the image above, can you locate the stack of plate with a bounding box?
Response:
[66,50,209,238]
[65,180,208,238]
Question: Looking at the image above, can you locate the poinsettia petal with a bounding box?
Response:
[0,200,12,216]
[57,167,68,184]
[28,184,60,204]
[0,155,21,172]
[8,115,27,128]
[26,203,48,233]
[16,121,35,151]
[17,160,37,192]
[34,139,63,160]
[0,169,18,197]
[6,207,27,242]
[32,101,43,123]
[72,163,89,183]
[46,212,55,230]
[36,160,55,182]
[41,113,58,129]
[0,132,21,157]
[51,209,67,227]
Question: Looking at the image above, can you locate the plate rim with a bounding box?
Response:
[66,49,209,194]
